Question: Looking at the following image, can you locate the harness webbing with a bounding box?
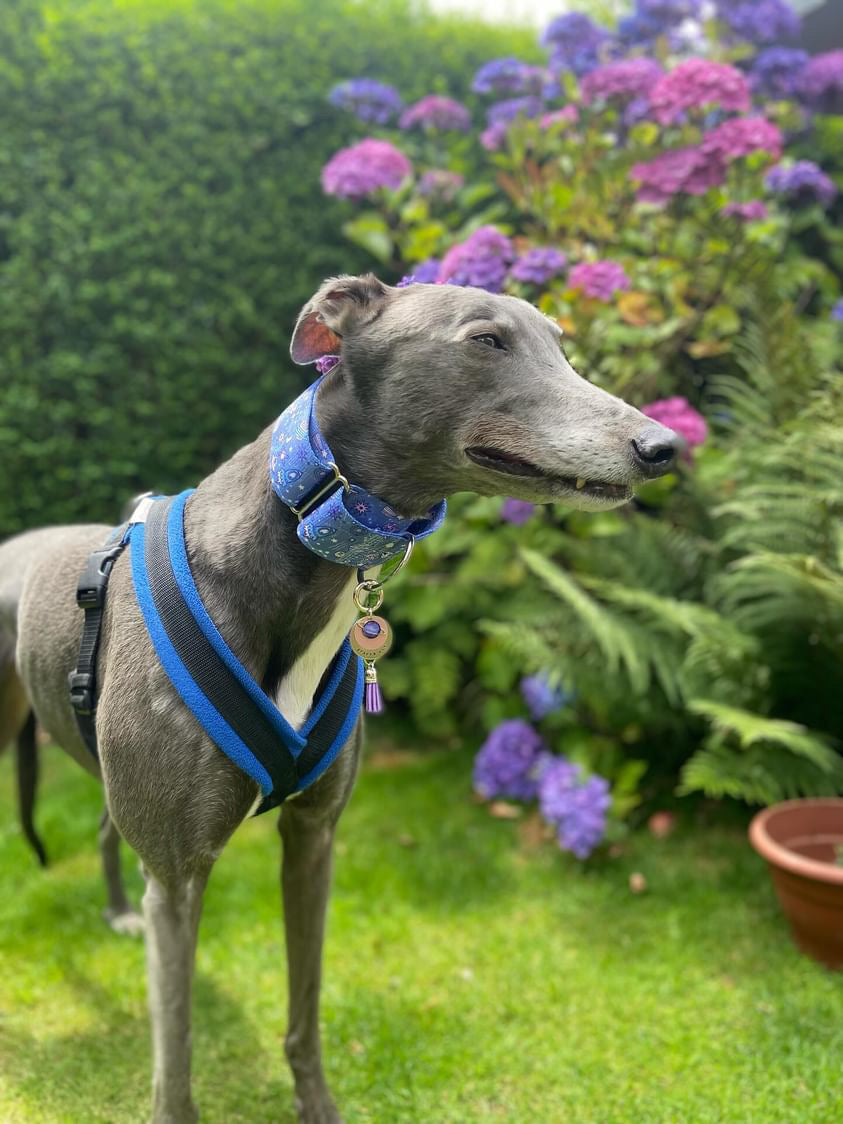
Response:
[69,491,364,815]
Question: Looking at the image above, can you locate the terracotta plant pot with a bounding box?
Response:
[749,799,843,970]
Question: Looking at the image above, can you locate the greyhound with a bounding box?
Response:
[0,274,679,1123]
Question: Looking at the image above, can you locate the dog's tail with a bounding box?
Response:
[0,539,49,867]
[14,710,48,867]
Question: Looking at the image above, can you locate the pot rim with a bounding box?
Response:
[749,798,843,887]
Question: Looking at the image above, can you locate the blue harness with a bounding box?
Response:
[68,375,446,813]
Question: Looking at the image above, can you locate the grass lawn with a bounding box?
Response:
[0,739,840,1123]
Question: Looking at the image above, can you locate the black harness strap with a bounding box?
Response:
[68,531,129,760]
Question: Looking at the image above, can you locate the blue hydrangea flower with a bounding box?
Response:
[715,0,799,45]
[520,674,574,721]
[832,298,843,323]
[438,226,515,293]
[539,758,611,859]
[510,247,568,286]
[501,498,536,525]
[473,719,550,801]
[397,258,441,287]
[765,161,837,208]
[473,57,548,96]
[541,12,608,76]
[486,97,543,127]
[327,78,403,124]
[749,47,809,98]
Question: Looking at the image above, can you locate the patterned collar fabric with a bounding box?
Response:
[269,376,446,568]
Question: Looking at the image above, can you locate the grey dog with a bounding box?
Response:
[0,274,679,1123]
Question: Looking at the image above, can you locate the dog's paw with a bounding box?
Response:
[105,908,145,937]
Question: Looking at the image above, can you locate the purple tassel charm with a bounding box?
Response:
[364,663,385,715]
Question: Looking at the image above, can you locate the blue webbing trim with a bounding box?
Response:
[300,637,353,737]
[165,489,307,754]
[296,653,364,791]
[129,519,274,795]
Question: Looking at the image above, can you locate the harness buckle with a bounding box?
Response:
[68,670,95,714]
[75,544,125,609]
[290,463,351,522]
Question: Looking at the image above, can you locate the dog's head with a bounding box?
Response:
[291,273,680,515]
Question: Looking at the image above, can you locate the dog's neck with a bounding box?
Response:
[181,379,437,695]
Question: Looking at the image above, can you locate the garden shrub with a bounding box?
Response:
[318,2,843,854]
[0,0,532,533]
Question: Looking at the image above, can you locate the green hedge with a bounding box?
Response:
[0,0,530,532]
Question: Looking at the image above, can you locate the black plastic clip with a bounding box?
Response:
[75,544,125,610]
[68,670,95,714]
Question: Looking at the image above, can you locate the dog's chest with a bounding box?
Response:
[274,576,358,729]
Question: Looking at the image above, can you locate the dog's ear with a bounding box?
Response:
[290,274,391,365]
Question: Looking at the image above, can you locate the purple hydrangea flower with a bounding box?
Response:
[541,12,608,76]
[520,674,573,721]
[399,95,471,132]
[749,47,809,99]
[632,145,727,204]
[487,97,543,127]
[648,59,750,125]
[321,139,412,198]
[501,498,536,524]
[510,247,568,285]
[568,261,630,301]
[438,226,515,293]
[398,258,441,286]
[418,170,464,200]
[765,161,837,208]
[798,50,843,110]
[473,719,549,801]
[716,0,799,45]
[720,200,768,222]
[831,298,843,323]
[327,78,403,124]
[538,758,611,859]
[641,396,707,447]
[314,355,340,374]
[581,59,664,104]
[700,116,782,164]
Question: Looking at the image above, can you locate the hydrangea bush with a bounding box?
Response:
[319,3,843,855]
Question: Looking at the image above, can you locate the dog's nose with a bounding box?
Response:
[629,425,682,478]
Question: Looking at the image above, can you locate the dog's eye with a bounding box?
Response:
[471,333,505,350]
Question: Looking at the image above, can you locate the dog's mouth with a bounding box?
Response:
[465,445,630,502]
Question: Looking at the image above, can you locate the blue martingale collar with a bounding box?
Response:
[269,376,446,568]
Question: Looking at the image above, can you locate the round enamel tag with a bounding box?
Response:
[350,615,392,661]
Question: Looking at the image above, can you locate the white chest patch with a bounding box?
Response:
[273,575,358,730]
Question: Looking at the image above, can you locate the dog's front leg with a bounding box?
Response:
[142,868,209,1124]
[279,728,361,1124]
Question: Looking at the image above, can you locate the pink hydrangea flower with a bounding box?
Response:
[632,146,726,204]
[720,201,768,222]
[438,226,515,292]
[581,58,663,104]
[641,396,707,448]
[568,261,630,301]
[399,95,471,131]
[321,138,412,198]
[648,59,750,124]
[480,121,509,150]
[418,170,464,200]
[700,116,782,164]
[540,105,579,128]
